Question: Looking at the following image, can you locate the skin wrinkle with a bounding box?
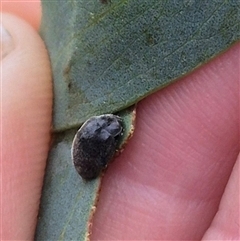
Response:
[122,133,214,201]
[124,155,150,179]
[121,132,192,188]
[171,102,234,151]
[152,117,216,169]
[109,192,151,234]
[163,94,189,119]
[128,182,211,238]
[135,96,236,200]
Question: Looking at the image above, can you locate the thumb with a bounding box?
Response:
[1,13,52,240]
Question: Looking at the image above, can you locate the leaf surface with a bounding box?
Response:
[40,0,240,131]
[35,106,136,240]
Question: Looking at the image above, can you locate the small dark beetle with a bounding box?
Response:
[71,114,123,180]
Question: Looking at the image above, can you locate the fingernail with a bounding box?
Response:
[1,25,14,59]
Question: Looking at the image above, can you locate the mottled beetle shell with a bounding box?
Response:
[71,114,123,180]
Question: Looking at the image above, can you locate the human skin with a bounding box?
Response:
[1,2,239,240]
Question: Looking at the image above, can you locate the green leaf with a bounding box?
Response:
[40,0,239,132]
[35,127,101,240]
[35,106,136,240]
[37,0,239,240]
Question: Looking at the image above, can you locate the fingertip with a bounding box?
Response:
[92,43,240,239]
[2,13,52,240]
[1,1,41,30]
[202,154,240,240]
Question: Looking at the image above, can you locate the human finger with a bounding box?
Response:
[92,43,239,239]
[1,13,52,240]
